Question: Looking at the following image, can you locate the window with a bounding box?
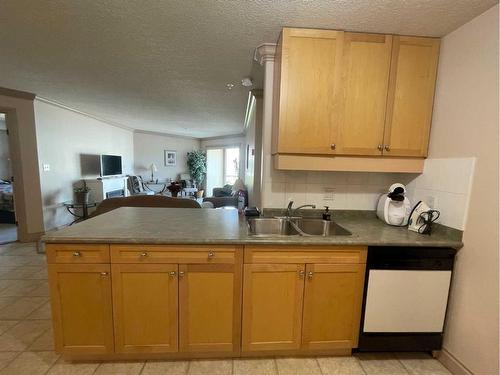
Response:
[206,146,240,196]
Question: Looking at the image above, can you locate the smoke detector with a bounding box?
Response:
[241,77,253,87]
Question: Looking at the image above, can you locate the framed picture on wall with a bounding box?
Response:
[164,150,176,166]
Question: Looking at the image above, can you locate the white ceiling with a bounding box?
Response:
[0,0,497,138]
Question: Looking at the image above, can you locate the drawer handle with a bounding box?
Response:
[298,270,305,278]
[73,252,81,257]
[140,252,149,257]
[100,272,108,276]
[307,271,314,279]
[179,271,185,277]
[169,271,177,277]
[384,145,391,152]
[208,251,215,259]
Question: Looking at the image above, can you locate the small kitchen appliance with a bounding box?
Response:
[408,201,440,234]
[376,183,411,226]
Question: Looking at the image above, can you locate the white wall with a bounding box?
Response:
[0,130,10,180]
[133,131,200,182]
[35,99,134,230]
[244,93,263,208]
[427,6,498,374]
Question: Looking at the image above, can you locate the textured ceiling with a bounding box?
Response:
[0,0,497,137]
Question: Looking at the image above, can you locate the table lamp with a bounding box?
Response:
[149,163,158,182]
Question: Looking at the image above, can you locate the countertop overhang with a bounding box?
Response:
[42,207,463,249]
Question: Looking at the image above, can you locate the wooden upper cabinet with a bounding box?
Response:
[383,36,440,157]
[112,264,178,354]
[48,264,114,355]
[336,33,392,155]
[302,264,365,350]
[179,263,241,354]
[242,263,305,352]
[273,28,344,154]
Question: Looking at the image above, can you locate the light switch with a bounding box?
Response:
[43,163,50,172]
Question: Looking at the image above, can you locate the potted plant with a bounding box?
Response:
[74,181,90,204]
[186,150,207,198]
[167,182,182,197]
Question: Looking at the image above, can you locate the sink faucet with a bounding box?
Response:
[286,201,316,218]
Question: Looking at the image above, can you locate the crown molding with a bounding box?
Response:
[133,129,199,140]
[35,96,134,132]
[0,86,36,100]
[199,133,245,142]
[254,43,277,65]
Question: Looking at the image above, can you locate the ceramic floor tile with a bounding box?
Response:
[0,352,19,371]
[275,358,322,375]
[26,281,50,297]
[47,362,100,375]
[397,353,451,375]
[188,359,233,375]
[0,322,17,336]
[0,320,51,351]
[234,358,277,375]
[316,356,365,375]
[94,361,145,375]
[142,360,189,375]
[28,326,54,351]
[26,301,52,320]
[0,351,59,375]
[356,353,409,374]
[0,296,48,319]
[0,280,40,297]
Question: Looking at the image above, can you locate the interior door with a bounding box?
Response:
[383,36,440,157]
[112,264,178,353]
[336,33,393,155]
[48,264,114,354]
[242,263,305,352]
[276,28,344,154]
[179,263,241,353]
[302,263,365,350]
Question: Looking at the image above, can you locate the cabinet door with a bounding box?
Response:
[383,36,440,157]
[336,33,392,155]
[48,264,114,355]
[302,264,365,350]
[275,28,344,154]
[242,264,305,352]
[179,263,242,354]
[112,264,178,353]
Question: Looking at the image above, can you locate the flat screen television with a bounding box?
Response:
[100,154,122,177]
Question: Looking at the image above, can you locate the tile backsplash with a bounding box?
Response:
[406,157,476,230]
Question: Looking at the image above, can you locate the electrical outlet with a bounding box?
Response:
[323,187,335,201]
[42,163,50,172]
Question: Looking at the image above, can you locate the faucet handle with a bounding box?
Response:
[287,201,294,209]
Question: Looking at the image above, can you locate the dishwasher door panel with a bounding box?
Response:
[363,270,452,333]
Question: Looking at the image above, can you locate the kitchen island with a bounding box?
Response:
[43,207,461,360]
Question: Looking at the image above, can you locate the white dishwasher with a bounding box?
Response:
[358,247,455,352]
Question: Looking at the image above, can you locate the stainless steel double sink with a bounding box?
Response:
[247,217,351,237]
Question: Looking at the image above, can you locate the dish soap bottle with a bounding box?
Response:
[322,206,331,221]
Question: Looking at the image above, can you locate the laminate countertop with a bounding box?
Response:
[42,207,463,249]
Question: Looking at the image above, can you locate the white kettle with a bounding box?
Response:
[376,183,412,226]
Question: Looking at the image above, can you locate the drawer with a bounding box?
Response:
[244,245,367,264]
[110,244,240,264]
[46,244,110,264]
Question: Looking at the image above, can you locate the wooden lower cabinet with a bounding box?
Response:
[179,263,241,354]
[242,264,305,352]
[112,264,179,353]
[302,264,365,350]
[48,264,114,355]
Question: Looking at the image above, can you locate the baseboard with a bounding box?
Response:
[436,348,473,375]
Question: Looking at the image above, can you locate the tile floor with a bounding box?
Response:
[0,241,452,375]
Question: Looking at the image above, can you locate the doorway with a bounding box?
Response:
[206,146,241,197]
[0,112,17,243]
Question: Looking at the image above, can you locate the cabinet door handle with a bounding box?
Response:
[377,144,383,151]
[208,251,215,259]
[298,270,305,278]
[330,144,336,150]
[384,145,391,151]
[140,252,148,257]
[73,251,81,257]
[100,272,108,276]
[179,271,185,277]
[307,271,314,279]
[169,271,177,277]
